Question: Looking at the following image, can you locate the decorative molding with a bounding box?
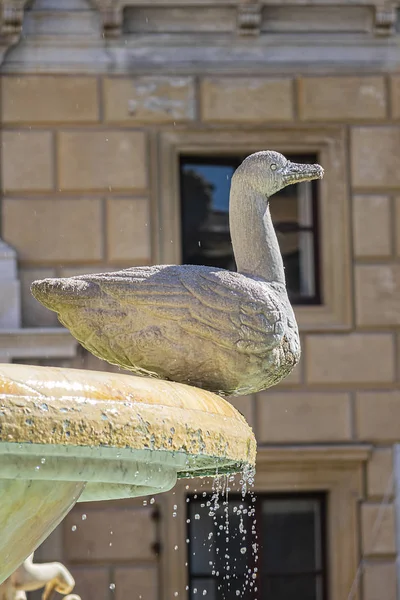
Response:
[237,1,261,36]
[0,0,30,56]
[373,4,397,36]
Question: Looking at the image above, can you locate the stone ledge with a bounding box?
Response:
[0,328,77,361]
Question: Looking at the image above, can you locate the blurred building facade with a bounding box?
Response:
[1,1,400,599]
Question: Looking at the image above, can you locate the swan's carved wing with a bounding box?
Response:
[94,266,287,356]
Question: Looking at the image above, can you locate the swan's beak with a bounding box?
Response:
[283,161,324,186]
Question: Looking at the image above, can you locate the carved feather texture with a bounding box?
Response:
[41,265,300,396]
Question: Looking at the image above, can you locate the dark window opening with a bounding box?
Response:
[180,154,321,305]
[187,492,328,600]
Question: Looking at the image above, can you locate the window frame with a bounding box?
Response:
[156,127,351,331]
[186,490,328,600]
[179,153,322,306]
[158,444,370,600]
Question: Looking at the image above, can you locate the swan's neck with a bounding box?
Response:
[229,179,285,283]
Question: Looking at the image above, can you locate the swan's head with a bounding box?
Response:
[233,150,324,197]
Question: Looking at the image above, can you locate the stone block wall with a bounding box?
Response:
[1,69,400,599]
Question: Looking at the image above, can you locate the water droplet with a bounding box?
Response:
[109,583,115,591]
[240,547,247,554]
[40,458,46,464]
[71,525,77,532]
[82,514,87,520]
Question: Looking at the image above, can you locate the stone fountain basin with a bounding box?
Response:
[0,363,256,583]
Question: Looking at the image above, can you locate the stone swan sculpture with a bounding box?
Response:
[31,151,323,396]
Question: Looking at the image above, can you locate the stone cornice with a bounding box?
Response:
[0,329,77,362]
[0,0,399,71]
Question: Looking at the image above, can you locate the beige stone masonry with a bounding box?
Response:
[390,75,400,119]
[353,195,392,258]
[361,503,396,556]
[276,361,302,386]
[57,131,148,192]
[363,561,397,600]
[115,567,158,600]
[71,568,110,600]
[103,76,195,123]
[2,198,103,263]
[299,76,386,121]
[355,265,400,326]
[227,395,255,431]
[256,392,351,442]
[367,448,394,499]
[356,391,400,442]
[1,76,99,124]
[20,268,59,328]
[200,77,293,122]
[106,198,151,263]
[64,506,157,561]
[1,131,53,192]
[305,334,395,384]
[351,127,400,189]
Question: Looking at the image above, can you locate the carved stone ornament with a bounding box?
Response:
[374,4,397,36]
[0,0,30,49]
[237,1,261,36]
[90,0,123,38]
[0,553,81,600]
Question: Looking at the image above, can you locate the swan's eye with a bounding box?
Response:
[270,163,277,171]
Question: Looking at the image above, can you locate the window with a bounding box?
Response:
[159,128,351,330]
[180,154,321,305]
[187,492,327,600]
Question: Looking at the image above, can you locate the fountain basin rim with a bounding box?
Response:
[0,363,256,471]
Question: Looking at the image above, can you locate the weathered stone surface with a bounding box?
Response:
[361,504,396,556]
[1,131,53,192]
[106,198,151,263]
[363,562,397,600]
[200,77,293,122]
[2,198,103,262]
[1,76,99,123]
[353,195,391,257]
[367,448,394,499]
[256,392,351,442]
[298,76,386,120]
[356,391,400,442]
[355,265,400,326]
[103,76,195,123]
[305,334,395,384]
[57,131,148,191]
[115,567,158,600]
[351,127,400,188]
